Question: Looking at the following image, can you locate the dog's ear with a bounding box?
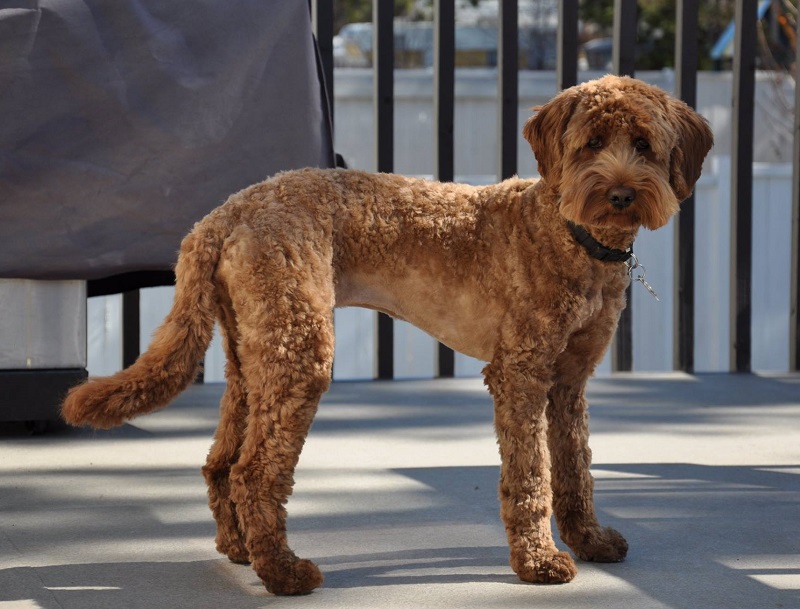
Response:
[523,89,580,183]
[668,99,714,201]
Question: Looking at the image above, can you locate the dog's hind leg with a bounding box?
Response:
[202,289,250,564]
[222,226,334,595]
[485,348,578,584]
[547,321,628,563]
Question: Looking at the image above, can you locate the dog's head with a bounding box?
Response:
[523,75,714,231]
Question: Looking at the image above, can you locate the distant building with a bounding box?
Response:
[335,20,556,70]
[334,0,561,70]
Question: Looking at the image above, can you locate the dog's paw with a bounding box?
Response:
[261,558,324,596]
[569,526,628,563]
[512,550,578,584]
[214,529,251,564]
[219,543,251,565]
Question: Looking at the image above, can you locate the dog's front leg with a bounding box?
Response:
[484,355,578,584]
[547,380,628,562]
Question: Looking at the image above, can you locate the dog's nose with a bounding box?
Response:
[607,186,637,209]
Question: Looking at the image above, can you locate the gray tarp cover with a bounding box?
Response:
[0,1,333,280]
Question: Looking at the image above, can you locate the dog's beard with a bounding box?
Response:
[558,154,679,231]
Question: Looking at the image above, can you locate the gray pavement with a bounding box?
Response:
[1,373,799,609]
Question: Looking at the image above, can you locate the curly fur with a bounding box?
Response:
[62,75,713,595]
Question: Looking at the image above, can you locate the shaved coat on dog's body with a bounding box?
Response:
[63,76,713,595]
[67,170,623,423]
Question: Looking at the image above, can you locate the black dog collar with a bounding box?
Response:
[567,222,633,263]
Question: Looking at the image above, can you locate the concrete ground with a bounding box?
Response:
[1,373,799,609]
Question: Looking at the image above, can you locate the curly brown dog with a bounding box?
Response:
[62,75,713,595]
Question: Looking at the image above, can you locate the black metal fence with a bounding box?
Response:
[310,0,800,377]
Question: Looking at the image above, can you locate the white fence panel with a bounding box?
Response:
[332,307,376,380]
[86,294,121,377]
[694,156,731,372]
[631,208,676,372]
[85,166,796,379]
[751,163,793,372]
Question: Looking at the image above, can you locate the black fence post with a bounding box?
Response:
[673,0,699,373]
[730,0,756,373]
[557,0,579,91]
[434,0,456,378]
[611,0,637,372]
[122,290,140,369]
[374,0,394,379]
[311,0,335,126]
[497,0,518,181]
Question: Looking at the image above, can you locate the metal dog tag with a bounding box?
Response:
[626,254,660,301]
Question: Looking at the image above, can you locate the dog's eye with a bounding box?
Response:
[634,138,650,151]
[587,137,603,150]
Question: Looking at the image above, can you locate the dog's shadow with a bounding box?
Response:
[317,545,517,589]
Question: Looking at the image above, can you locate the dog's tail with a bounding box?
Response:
[62,216,228,429]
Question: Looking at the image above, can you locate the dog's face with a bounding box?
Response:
[523,75,714,231]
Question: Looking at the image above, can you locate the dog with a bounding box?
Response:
[62,75,713,595]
